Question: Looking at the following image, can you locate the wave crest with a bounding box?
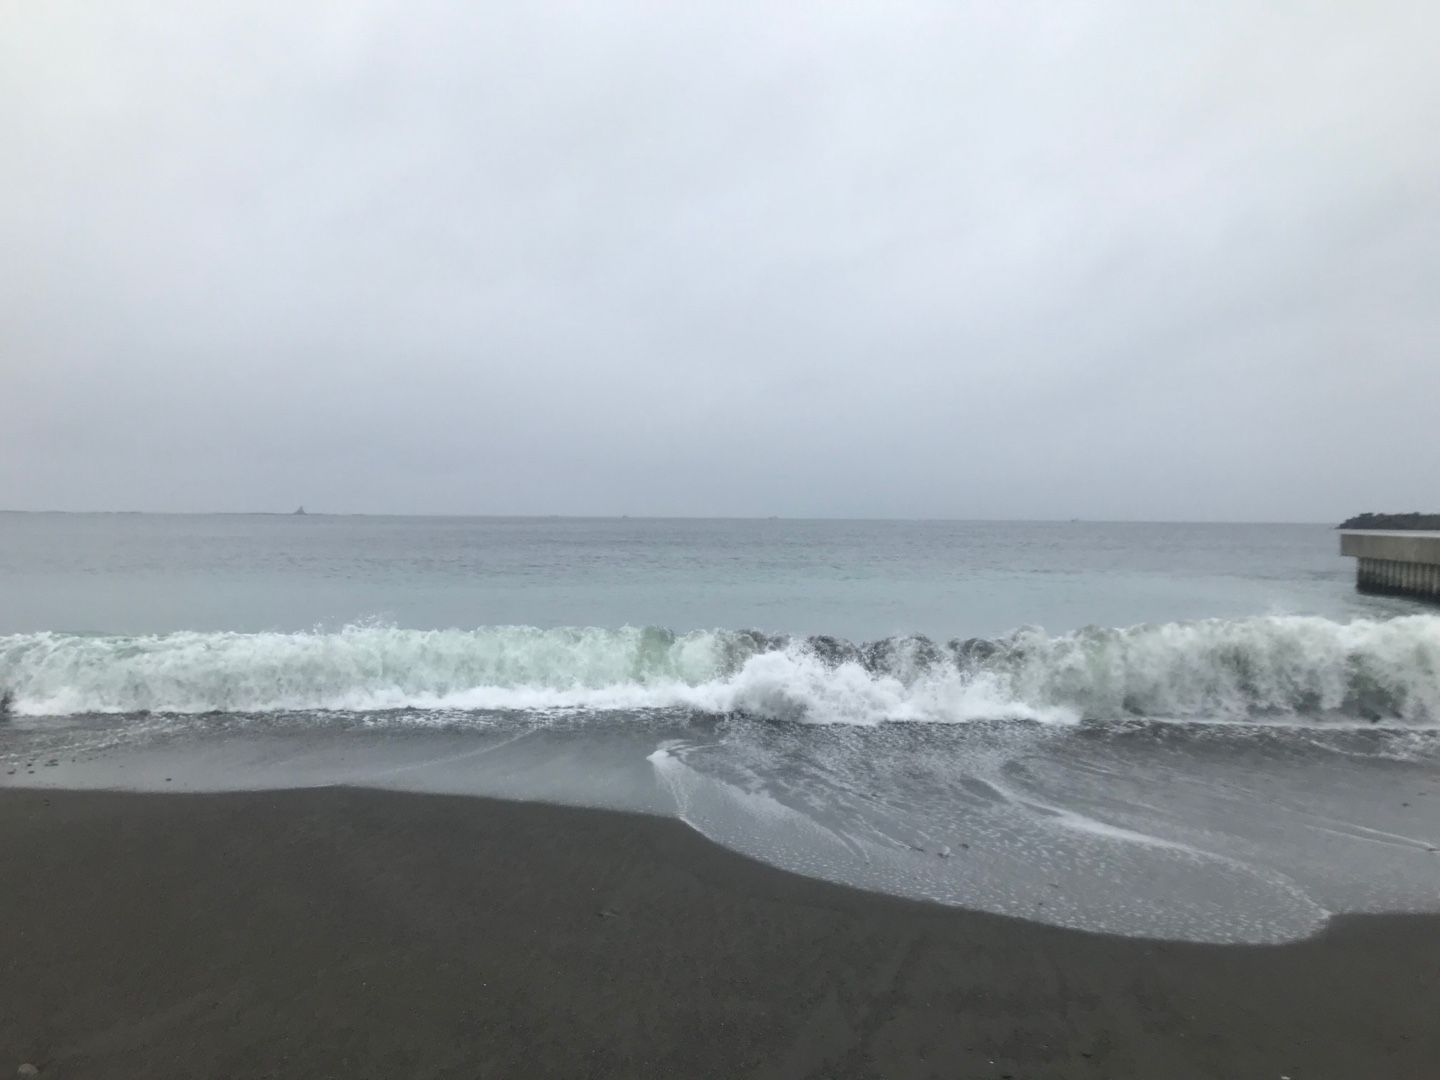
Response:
[2,615,1438,726]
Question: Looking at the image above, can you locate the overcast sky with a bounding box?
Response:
[2,2,1437,520]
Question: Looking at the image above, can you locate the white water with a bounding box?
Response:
[4,614,1438,726]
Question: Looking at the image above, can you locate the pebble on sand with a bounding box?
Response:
[18,1064,40,1078]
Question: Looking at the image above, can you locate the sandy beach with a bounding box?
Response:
[1,786,1436,1079]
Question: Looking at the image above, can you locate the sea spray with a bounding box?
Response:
[2,615,1437,725]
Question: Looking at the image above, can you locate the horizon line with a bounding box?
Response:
[0,508,1345,526]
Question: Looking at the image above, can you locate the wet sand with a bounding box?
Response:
[1,787,1436,1079]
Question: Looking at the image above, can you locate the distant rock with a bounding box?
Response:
[1338,512,1440,531]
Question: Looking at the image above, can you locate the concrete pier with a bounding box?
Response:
[1340,531,1440,601]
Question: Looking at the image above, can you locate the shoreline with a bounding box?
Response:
[2,786,1438,1078]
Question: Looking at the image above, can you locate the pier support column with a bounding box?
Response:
[1341,532,1440,604]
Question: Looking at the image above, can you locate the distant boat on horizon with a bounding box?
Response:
[293,506,307,516]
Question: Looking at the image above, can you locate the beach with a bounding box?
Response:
[2,786,1436,1079]
[7,0,1440,1069]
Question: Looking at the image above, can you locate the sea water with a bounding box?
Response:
[2,513,1437,942]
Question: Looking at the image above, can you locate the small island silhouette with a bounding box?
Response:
[1337,512,1440,531]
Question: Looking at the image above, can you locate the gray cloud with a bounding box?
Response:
[2,1,1437,519]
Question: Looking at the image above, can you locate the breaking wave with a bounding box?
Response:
[2,615,1438,726]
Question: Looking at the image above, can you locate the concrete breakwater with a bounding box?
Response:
[1340,530,1440,601]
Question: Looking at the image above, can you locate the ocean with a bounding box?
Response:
[2,513,1437,943]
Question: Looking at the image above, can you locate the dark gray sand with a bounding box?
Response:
[1,788,1437,1079]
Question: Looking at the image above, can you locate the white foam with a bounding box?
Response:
[3,614,1438,726]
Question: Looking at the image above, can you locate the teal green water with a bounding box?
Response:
[0,514,1410,638]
